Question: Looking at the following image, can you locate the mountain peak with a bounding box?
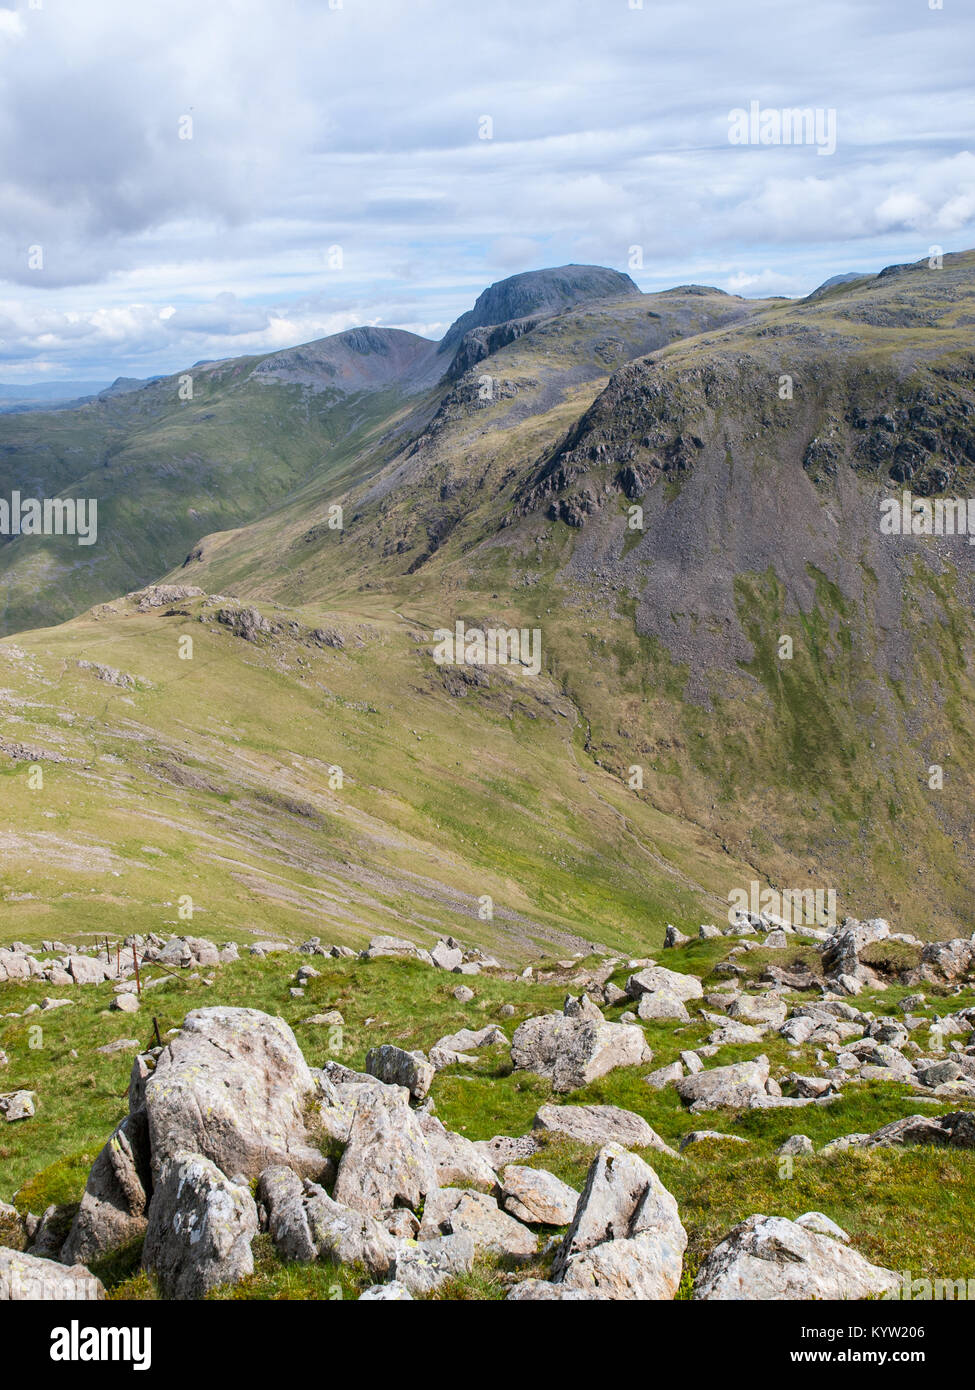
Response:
[438,263,641,355]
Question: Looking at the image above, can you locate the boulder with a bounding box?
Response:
[636,990,690,1022]
[333,1085,438,1215]
[663,924,690,949]
[863,1111,975,1149]
[67,955,110,985]
[142,1153,258,1299]
[625,966,703,1003]
[416,1113,497,1192]
[418,1189,537,1260]
[920,939,975,985]
[552,1145,687,1299]
[777,1134,814,1157]
[474,1133,541,1169]
[359,1281,413,1300]
[258,1165,396,1277]
[499,1165,579,1226]
[678,1130,749,1153]
[727,994,787,1027]
[511,1013,651,1093]
[0,1091,35,1123]
[432,1025,507,1053]
[431,939,464,971]
[393,1234,475,1295]
[62,1112,151,1265]
[144,1007,325,1181]
[362,935,434,966]
[644,1061,684,1091]
[676,1057,770,1112]
[0,1246,104,1301]
[693,1214,900,1300]
[533,1104,678,1158]
[365,1044,435,1102]
[506,1278,609,1300]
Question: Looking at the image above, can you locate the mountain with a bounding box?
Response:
[0,381,110,414]
[1,253,975,958]
[0,268,736,634]
[437,263,641,357]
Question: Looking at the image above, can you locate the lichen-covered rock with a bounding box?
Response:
[511,1013,651,1092]
[552,1145,687,1299]
[258,1165,397,1277]
[693,1214,900,1300]
[499,1166,579,1226]
[333,1085,438,1216]
[416,1113,498,1192]
[418,1188,537,1260]
[393,1234,475,1295]
[62,1111,151,1265]
[676,1057,771,1112]
[144,1007,325,1181]
[533,1103,678,1158]
[365,1044,435,1102]
[142,1153,258,1300]
[625,966,703,1003]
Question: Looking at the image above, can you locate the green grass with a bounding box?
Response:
[3,946,974,1297]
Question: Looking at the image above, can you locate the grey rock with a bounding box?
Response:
[676,1057,770,1112]
[144,1007,325,1182]
[636,990,690,1022]
[644,1061,684,1091]
[499,1165,579,1226]
[552,1145,687,1299]
[365,1044,435,1102]
[693,1214,899,1300]
[511,1013,651,1092]
[0,1246,104,1301]
[393,1233,475,1295]
[258,1165,396,1277]
[359,1281,413,1300]
[62,1112,151,1264]
[626,966,703,1003]
[533,1103,678,1158]
[333,1085,438,1215]
[418,1188,537,1260]
[143,1152,258,1300]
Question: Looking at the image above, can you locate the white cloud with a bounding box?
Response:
[0,0,972,378]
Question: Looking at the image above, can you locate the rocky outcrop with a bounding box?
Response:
[551,1145,687,1299]
[511,1009,651,1092]
[144,1007,326,1181]
[142,1154,258,1300]
[693,1214,900,1300]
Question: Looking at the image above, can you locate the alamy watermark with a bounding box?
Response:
[728,100,837,156]
[880,490,975,544]
[433,620,542,676]
[0,491,97,545]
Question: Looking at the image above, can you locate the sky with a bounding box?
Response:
[0,0,973,383]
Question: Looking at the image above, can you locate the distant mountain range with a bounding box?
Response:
[1,253,974,954]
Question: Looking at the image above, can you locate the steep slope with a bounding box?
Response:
[165,252,975,936]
